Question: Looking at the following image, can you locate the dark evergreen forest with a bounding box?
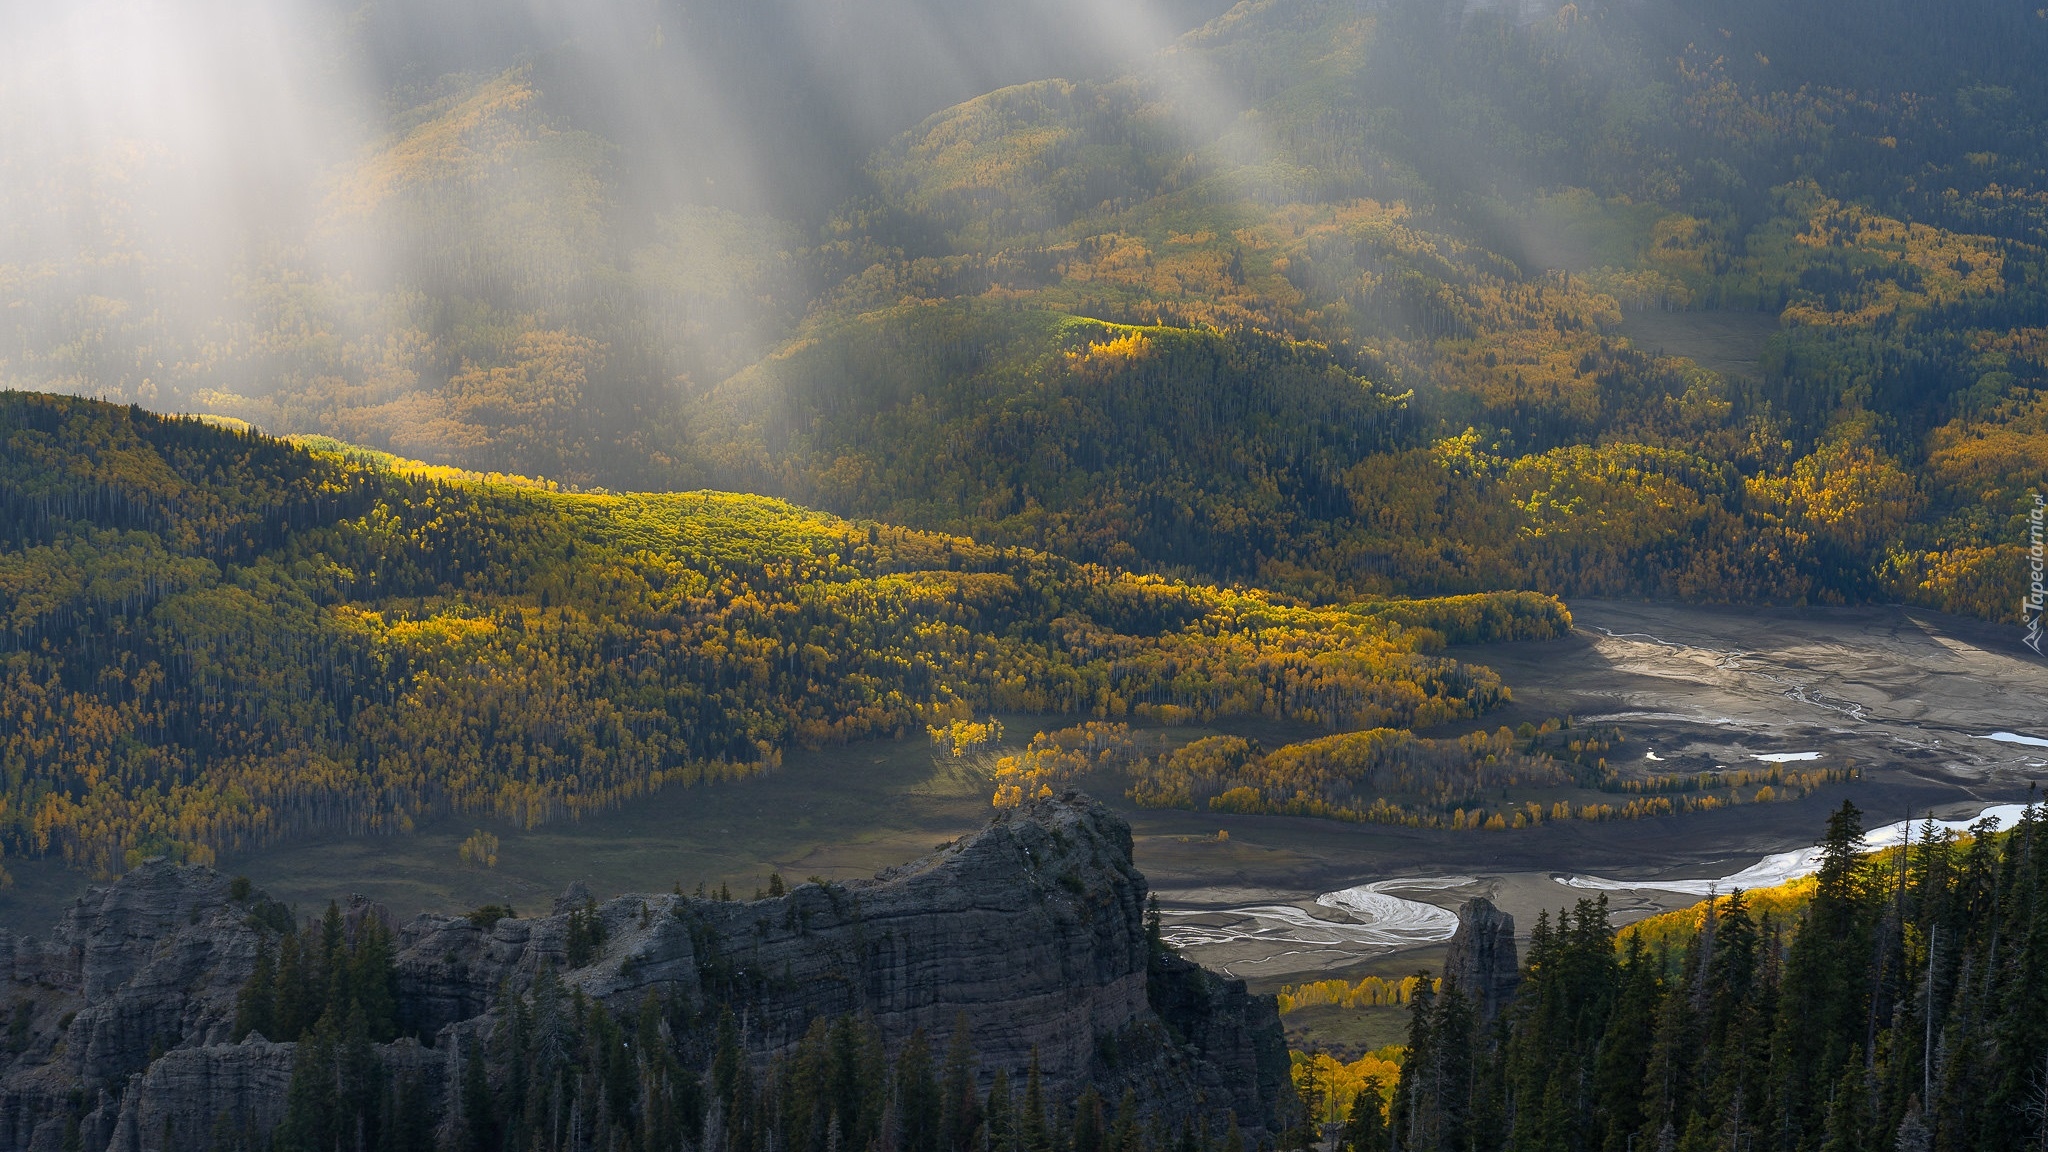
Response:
[1368,802,2047,1152]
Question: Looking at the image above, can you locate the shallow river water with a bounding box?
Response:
[1161,802,2036,976]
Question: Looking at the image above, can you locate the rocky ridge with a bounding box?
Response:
[0,795,1288,1152]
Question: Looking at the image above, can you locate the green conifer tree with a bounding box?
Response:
[1021,1051,1052,1152]
[940,1016,982,1152]
[233,941,277,1042]
[898,1029,943,1152]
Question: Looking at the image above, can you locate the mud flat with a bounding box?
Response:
[1476,600,2048,789]
[1131,600,2047,985]
[1156,878,1468,977]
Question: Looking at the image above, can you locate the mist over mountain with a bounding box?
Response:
[0,0,1235,482]
[9,8,2048,1149]
[347,0,1243,221]
[6,2,2041,617]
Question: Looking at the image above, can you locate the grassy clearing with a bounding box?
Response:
[1281,1002,1420,1060]
[1613,308,1780,381]
[0,711,1323,929]
[150,735,987,926]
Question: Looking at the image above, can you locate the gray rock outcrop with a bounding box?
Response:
[2,862,262,1152]
[1442,896,1519,1023]
[0,794,1289,1151]
[102,1038,295,1152]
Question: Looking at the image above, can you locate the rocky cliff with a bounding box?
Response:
[1441,897,1519,1024]
[0,794,1288,1151]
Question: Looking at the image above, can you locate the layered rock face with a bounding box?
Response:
[1,863,265,1152]
[0,795,1288,1151]
[1442,897,1519,1023]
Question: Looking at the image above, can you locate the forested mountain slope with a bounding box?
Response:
[0,392,1561,877]
[691,0,2048,612]
[6,1,2045,618]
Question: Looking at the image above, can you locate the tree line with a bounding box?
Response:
[1363,800,2048,1152]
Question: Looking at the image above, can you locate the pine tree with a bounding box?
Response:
[274,930,311,1042]
[320,901,345,999]
[1109,1090,1139,1152]
[1392,977,1434,1152]
[1392,974,1476,1152]
[940,1016,983,1152]
[1022,1051,1052,1152]
[1293,1053,1326,1150]
[898,1029,943,1152]
[1639,939,1700,1143]
[1591,935,1659,1152]
[388,1070,435,1152]
[1341,1077,1389,1152]
[233,941,277,1042]
[827,1013,885,1152]
[1769,801,1874,1148]
[274,1016,339,1152]
[347,916,398,1041]
[458,1034,498,1152]
[1500,899,1618,1150]
[336,1003,383,1151]
[1070,1087,1106,1152]
[986,1069,1016,1152]
[715,1006,746,1103]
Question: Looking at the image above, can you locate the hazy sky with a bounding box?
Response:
[0,0,1244,407]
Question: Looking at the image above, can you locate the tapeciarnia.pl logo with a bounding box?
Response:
[2028,493,2045,654]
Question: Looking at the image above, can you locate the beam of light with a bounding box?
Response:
[0,0,376,407]
[0,0,1258,453]
[0,1,369,268]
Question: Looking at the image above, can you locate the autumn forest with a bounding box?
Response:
[4,1,2048,1148]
